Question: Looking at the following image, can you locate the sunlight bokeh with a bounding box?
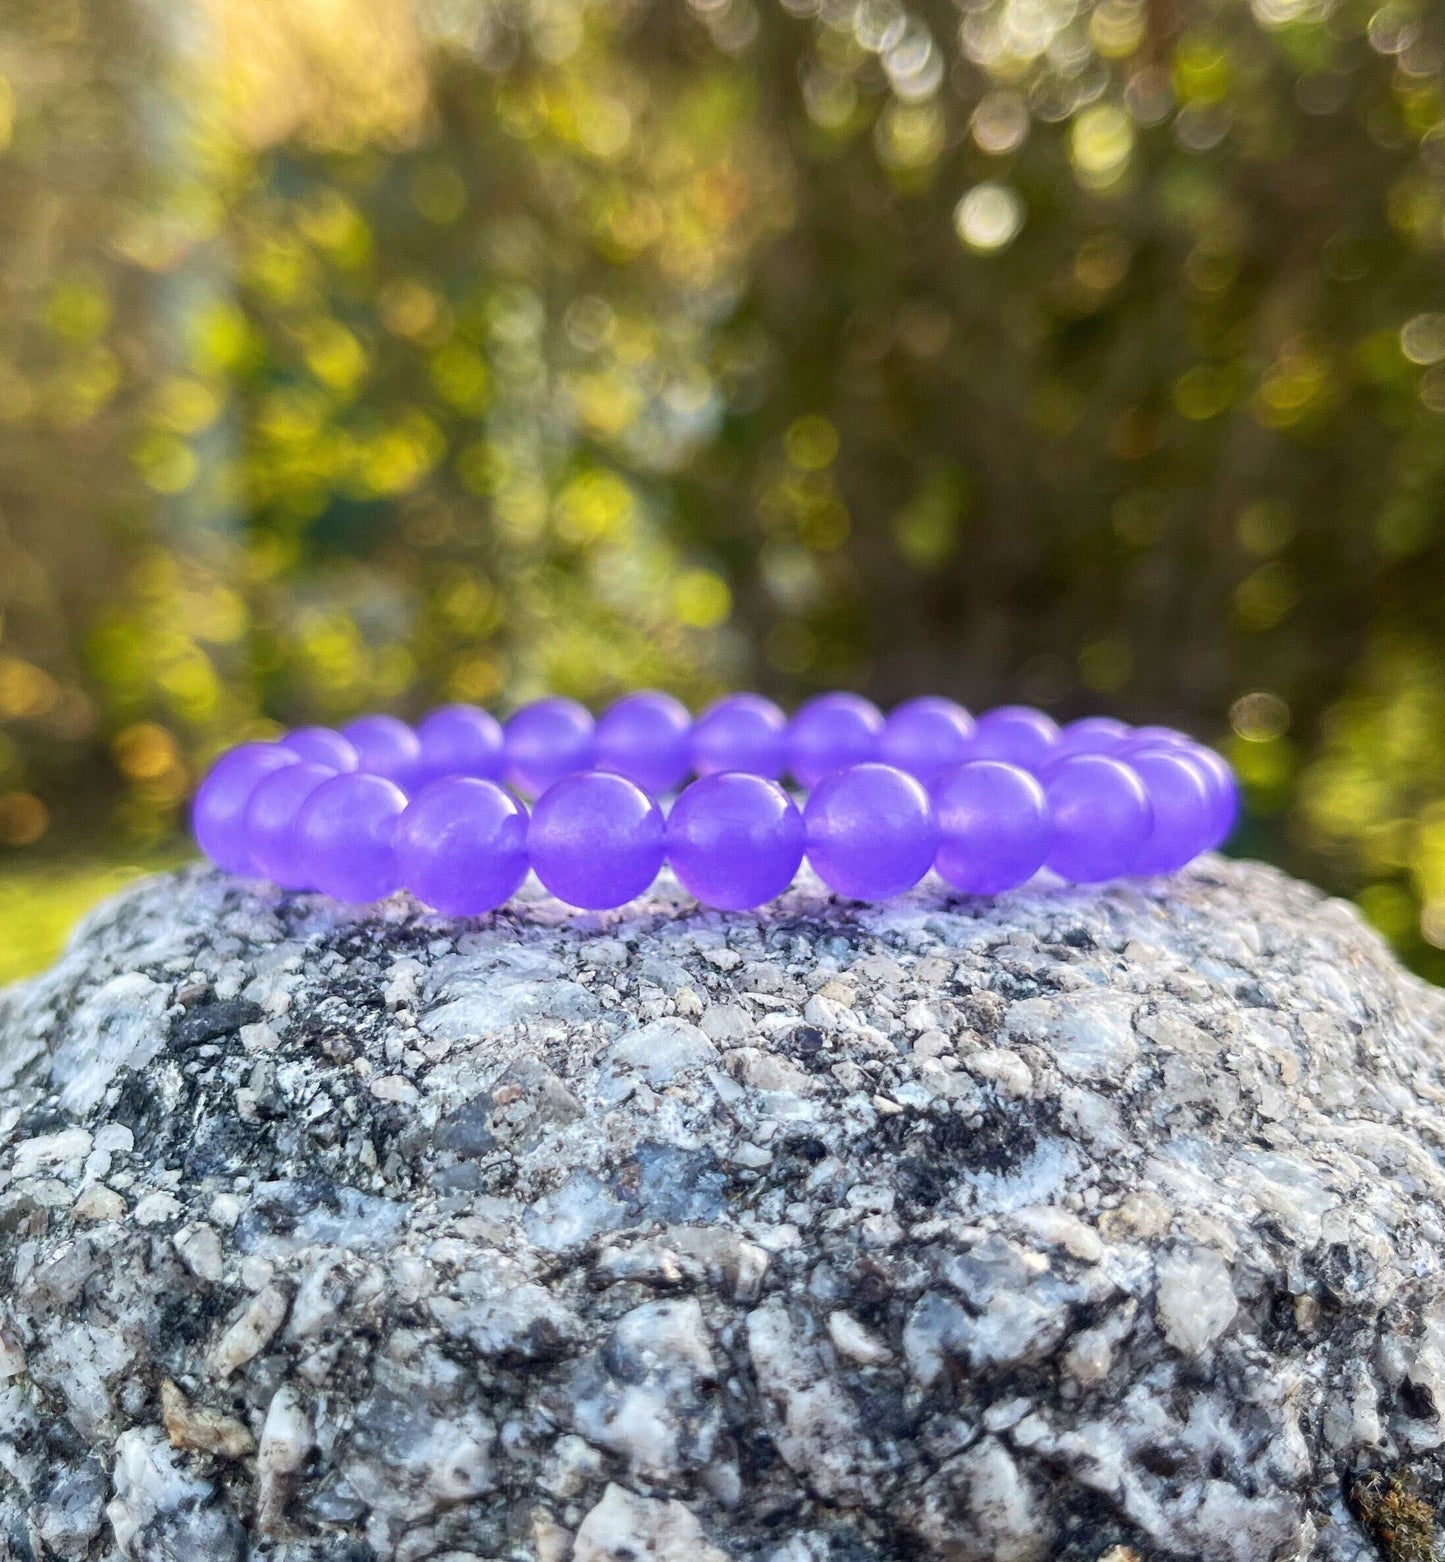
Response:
[4,0,1445,978]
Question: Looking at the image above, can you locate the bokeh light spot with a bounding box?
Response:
[113,722,181,781]
[954,183,1024,252]
[1237,501,1295,556]
[1078,638,1132,693]
[1401,312,1445,365]
[0,657,60,721]
[673,569,731,628]
[0,792,48,847]
[1071,103,1136,187]
[1233,562,1300,631]
[410,163,467,224]
[971,91,1029,154]
[1231,691,1290,741]
[785,415,839,471]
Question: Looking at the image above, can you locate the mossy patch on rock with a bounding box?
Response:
[1352,1472,1438,1562]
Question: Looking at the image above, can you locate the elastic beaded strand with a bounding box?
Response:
[247,695,1216,794]
[196,695,1237,912]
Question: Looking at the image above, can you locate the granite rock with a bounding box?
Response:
[1,857,1443,1559]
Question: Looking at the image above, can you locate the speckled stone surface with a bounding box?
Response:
[1,857,1443,1561]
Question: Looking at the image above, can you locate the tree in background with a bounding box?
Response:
[1,0,1444,975]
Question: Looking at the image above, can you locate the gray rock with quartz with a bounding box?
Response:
[1,856,1443,1561]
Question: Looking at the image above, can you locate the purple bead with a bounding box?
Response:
[933,760,1050,895]
[395,776,529,915]
[504,697,596,797]
[416,704,505,785]
[878,696,976,784]
[1118,733,1238,849]
[1054,716,1131,759]
[1125,747,1215,875]
[529,771,665,910]
[595,691,693,795]
[342,715,422,790]
[968,705,1061,772]
[295,771,408,902]
[192,743,300,874]
[667,772,805,910]
[1127,724,1189,747]
[281,727,360,771]
[1178,742,1240,849]
[787,693,884,788]
[803,763,939,900]
[243,760,337,889]
[691,694,788,779]
[1043,754,1152,883]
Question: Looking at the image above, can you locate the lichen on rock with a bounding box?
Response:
[2,856,1445,1559]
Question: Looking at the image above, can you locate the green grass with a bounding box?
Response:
[0,851,190,987]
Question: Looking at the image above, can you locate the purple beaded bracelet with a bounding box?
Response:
[192,692,1239,915]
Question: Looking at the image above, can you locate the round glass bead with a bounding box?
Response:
[243,760,337,889]
[416,705,505,786]
[1044,754,1152,882]
[1118,733,1238,849]
[342,715,422,790]
[281,727,359,771]
[295,772,408,903]
[1054,716,1131,759]
[193,743,299,875]
[691,693,787,779]
[529,771,665,910]
[968,705,1060,771]
[787,692,883,788]
[595,690,693,795]
[1178,742,1239,849]
[667,772,805,910]
[932,760,1050,894]
[1125,747,1215,875]
[504,697,595,797]
[395,776,529,916]
[878,697,975,785]
[1127,724,1189,747]
[804,763,939,900]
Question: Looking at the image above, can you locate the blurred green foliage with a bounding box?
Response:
[0,855,185,986]
[2,0,1445,978]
